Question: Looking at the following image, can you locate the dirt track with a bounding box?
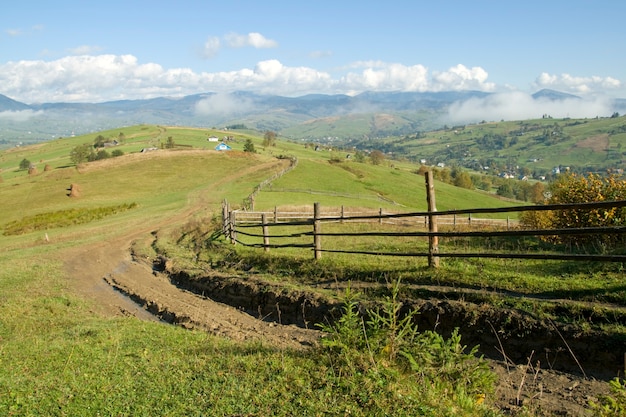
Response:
[60,153,613,415]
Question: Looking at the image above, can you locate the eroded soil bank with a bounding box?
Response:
[160,262,624,381]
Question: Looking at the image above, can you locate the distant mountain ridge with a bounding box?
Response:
[0,89,624,144]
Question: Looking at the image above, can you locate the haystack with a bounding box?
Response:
[67,183,81,198]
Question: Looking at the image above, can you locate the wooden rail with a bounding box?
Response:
[222,173,626,267]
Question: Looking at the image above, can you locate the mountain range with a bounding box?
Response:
[1,89,625,145]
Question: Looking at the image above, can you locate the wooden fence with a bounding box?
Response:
[222,172,626,267]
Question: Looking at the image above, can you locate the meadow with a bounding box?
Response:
[1,125,624,415]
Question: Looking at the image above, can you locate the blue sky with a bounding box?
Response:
[1,0,624,111]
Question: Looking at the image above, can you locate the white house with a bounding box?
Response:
[207,136,219,142]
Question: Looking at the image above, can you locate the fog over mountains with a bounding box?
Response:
[1,89,624,144]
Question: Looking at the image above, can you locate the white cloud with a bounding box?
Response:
[446,91,613,123]
[202,36,221,58]
[340,63,429,92]
[1,53,620,107]
[195,92,255,117]
[534,72,622,95]
[0,109,44,121]
[224,32,277,49]
[201,32,277,59]
[432,64,495,92]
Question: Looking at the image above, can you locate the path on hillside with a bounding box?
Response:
[60,151,611,416]
[63,153,318,349]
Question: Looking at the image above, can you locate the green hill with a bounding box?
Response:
[1,124,622,416]
[0,124,518,238]
[355,115,626,177]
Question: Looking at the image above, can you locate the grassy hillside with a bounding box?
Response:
[5,125,621,415]
[352,115,626,177]
[0,125,522,416]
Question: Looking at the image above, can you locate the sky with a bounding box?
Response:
[1,0,625,121]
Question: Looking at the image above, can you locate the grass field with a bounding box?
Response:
[1,125,624,415]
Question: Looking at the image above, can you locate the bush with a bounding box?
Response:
[521,173,626,249]
[19,158,31,170]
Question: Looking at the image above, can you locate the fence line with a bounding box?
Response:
[222,173,626,267]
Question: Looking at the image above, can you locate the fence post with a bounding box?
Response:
[341,205,345,223]
[379,208,383,224]
[230,211,237,245]
[314,202,322,260]
[262,214,270,252]
[425,171,439,268]
[274,206,278,223]
[222,200,229,235]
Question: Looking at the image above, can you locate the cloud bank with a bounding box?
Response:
[446,92,614,123]
[194,92,255,117]
[0,55,502,103]
[0,109,44,121]
[534,72,621,95]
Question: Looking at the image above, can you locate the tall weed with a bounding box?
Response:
[318,280,497,414]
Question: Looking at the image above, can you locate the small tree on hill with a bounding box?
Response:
[453,171,474,189]
[263,131,277,147]
[19,158,31,170]
[70,143,93,165]
[354,150,366,163]
[243,139,256,153]
[93,134,107,148]
[369,150,385,165]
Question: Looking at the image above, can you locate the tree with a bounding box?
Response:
[263,131,277,147]
[70,144,93,165]
[496,182,515,199]
[354,150,366,163]
[19,158,31,170]
[165,136,175,149]
[93,134,107,148]
[243,139,256,153]
[95,149,110,160]
[453,171,474,189]
[369,150,385,165]
[530,182,546,203]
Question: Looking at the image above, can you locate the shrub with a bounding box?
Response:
[521,173,626,249]
[19,158,31,170]
[243,139,256,153]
